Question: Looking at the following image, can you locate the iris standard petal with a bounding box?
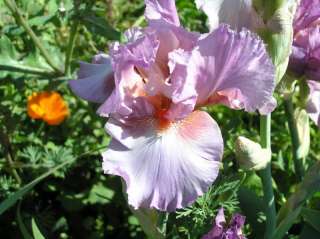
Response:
[164,49,197,120]
[145,0,180,26]
[187,25,275,112]
[145,21,199,68]
[98,32,160,116]
[69,54,114,103]
[102,111,223,211]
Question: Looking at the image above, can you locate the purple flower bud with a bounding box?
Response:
[202,208,246,239]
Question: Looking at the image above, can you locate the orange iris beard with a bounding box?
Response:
[27,92,69,125]
[150,95,172,132]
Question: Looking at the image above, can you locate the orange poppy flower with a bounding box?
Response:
[27,91,69,125]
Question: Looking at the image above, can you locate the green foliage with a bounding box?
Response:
[174,175,243,238]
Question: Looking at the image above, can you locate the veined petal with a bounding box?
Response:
[98,32,160,117]
[69,54,114,103]
[307,80,320,127]
[165,49,197,120]
[294,0,320,33]
[145,0,180,26]
[188,25,275,112]
[124,27,145,42]
[103,111,223,211]
[292,25,320,80]
[146,22,199,64]
[195,0,263,31]
[201,208,226,239]
[289,46,308,76]
[225,213,246,239]
[258,97,277,115]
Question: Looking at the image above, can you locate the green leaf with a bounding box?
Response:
[82,15,121,41]
[16,202,33,239]
[0,157,75,215]
[0,36,52,76]
[301,208,320,232]
[272,206,302,239]
[300,223,320,239]
[274,161,320,239]
[238,187,265,237]
[31,217,45,239]
[0,145,107,215]
[0,35,19,64]
[85,182,115,204]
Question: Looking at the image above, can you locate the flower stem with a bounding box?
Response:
[0,64,55,76]
[157,212,169,236]
[284,98,304,180]
[3,0,63,75]
[64,12,80,75]
[0,130,21,185]
[120,180,165,239]
[258,114,277,239]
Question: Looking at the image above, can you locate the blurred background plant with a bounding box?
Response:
[0,0,320,238]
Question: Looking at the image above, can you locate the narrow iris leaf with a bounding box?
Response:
[31,217,45,239]
[0,158,75,215]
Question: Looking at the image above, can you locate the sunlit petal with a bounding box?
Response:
[103,111,223,211]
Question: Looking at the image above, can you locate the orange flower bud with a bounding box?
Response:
[27,92,69,125]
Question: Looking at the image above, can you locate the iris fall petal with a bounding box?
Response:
[102,111,223,211]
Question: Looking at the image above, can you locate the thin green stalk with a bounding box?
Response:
[64,20,80,75]
[0,65,55,77]
[121,180,165,239]
[262,0,285,20]
[258,114,277,239]
[5,149,22,185]
[157,212,169,236]
[0,131,21,185]
[3,0,63,75]
[35,122,45,138]
[284,98,304,180]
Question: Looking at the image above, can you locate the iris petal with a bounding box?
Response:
[186,25,275,112]
[102,111,223,211]
[307,80,320,127]
[69,54,114,103]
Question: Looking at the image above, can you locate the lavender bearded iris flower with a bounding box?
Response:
[69,0,275,211]
[289,0,320,127]
[202,208,246,239]
[290,0,320,79]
